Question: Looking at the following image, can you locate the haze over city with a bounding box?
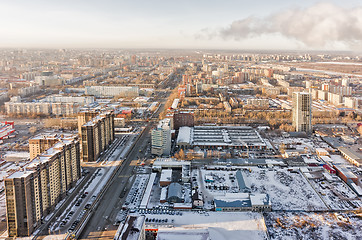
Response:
[0,1,362,240]
[1,0,362,50]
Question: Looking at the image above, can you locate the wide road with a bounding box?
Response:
[79,103,166,239]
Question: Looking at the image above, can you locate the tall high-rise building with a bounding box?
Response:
[151,119,172,156]
[80,111,115,162]
[5,136,81,237]
[292,92,312,134]
[77,110,99,135]
[29,133,77,159]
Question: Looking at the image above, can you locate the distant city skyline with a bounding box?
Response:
[1,0,362,51]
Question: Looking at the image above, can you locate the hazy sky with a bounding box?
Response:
[1,0,362,50]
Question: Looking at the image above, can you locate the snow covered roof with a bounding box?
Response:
[160,169,172,183]
[114,215,145,240]
[250,194,270,206]
[177,126,192,145]
[177,125,268,148]
[4,151,30,160]
[236,170,250,192]
[157,229,209,240]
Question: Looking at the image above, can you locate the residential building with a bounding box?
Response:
[84,86,139,97]
[29,133,78,160]
[5,102,51,116]
[292,92,312,134]
[5,136,80,237]
[81,111,115,162]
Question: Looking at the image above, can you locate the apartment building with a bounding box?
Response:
[292,92,312,134]
[84,86,139,97]
[80,111,115,162]
[5,102,51,116]
[5,136,80,237]
[29,133,79,159]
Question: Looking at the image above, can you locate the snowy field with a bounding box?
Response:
[265,212,362,240]
[244,167,328,211]
[144,212,268,240]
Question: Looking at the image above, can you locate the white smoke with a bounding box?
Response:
[217,3,362,49]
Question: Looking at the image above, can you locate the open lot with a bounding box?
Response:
[244,167,328,211]
[143,211,268,240]
[265,212,362,240]
[310,178,362,210]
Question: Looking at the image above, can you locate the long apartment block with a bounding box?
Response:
[5,135,80,237]
[80,111,115,162]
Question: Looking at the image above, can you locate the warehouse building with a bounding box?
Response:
[338,147,362,167]
[177,126,269,150]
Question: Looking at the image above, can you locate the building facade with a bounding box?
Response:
[151,119,172,156]
[5,136,81,237]
[80,111,115,162]
[292,92,312,134]
[84,86,139,97]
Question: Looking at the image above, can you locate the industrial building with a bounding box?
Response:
[214,193,271,212]
[80,111,115,162]
[338,147,362,167]
[177,126,269,150]
[5,136,81,237]
[167,183,184,203]
[114,215,146,240]
[0,121,15,140]
[333,165,358,184]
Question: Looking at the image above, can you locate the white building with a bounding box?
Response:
[151,119,172,156]
[328,92,343,106]
[42,95,95,105]
[5,102,51,115]
[344,97,359,109]
[51,103,80,116]
[85,86,139,97]
[18,85,41,97]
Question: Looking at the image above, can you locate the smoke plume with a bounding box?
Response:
[217,3,362,49]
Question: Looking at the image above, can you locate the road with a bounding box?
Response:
[78,124,152,239]
[79,102,166,239]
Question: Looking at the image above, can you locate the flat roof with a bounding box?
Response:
[160,169,172,182]
[114,215,145,240]
[177,126,267,148]
[338,147,362,162]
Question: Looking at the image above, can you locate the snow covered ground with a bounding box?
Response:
[145,211,268,240]
[311,179,362,210]
[244,167,328,211]
[265,212,362,240]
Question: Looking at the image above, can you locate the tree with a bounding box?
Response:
[29,126,37,135]
[175,149,186,160]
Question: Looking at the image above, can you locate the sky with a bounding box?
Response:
[0,0,362,51]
